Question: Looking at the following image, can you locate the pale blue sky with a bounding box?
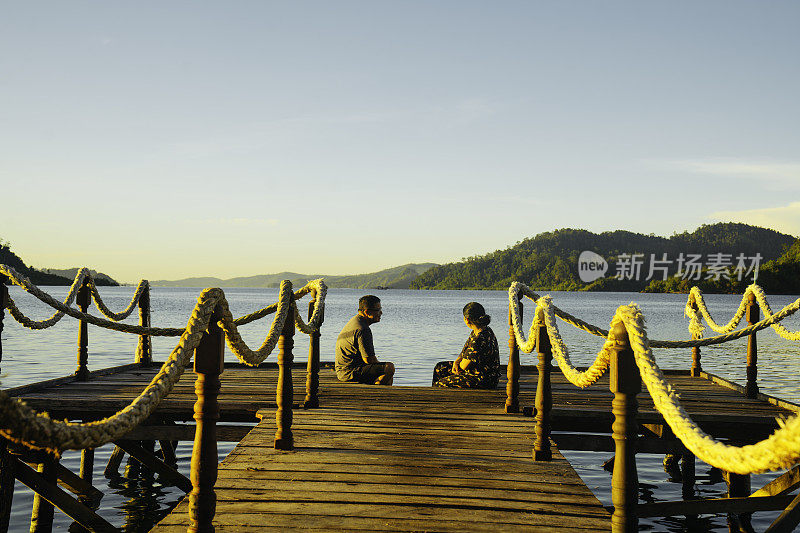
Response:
[2,2,798,282]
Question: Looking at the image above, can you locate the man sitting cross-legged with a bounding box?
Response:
[335,295,395,385]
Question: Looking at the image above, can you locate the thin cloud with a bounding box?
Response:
[664,158,800,190]
[165,98,503,158]
[201,217,279,227]
[709,201,800,237]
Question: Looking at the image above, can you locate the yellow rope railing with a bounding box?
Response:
[0,264,327,453]
[508,281,800,474]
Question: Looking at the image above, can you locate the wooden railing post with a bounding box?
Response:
[188,304,224,533]
[609,321,641,533]
[75,277,91,380]
[275,289,295,450]
[681,451,696,499]
[726,471,752,532]
[0,284,7,374]
[0,440,13,532]
[533,308,552,461]
[137,284,152,366]
[505,302,521,413]
[690,302,701,377]
[80,448,94,487]
[30,456,58,532]
[304,293,322,409]
[0,295,6,531]
[745,293,759,399]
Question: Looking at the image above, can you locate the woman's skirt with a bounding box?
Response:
[431,361,496,389]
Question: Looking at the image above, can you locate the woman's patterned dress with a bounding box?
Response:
[432,327,500,389]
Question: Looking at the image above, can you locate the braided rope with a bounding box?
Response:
[508,282,608,353]
[512,290,800,473]
[5,290,184,336]
[1,266,89,329]
[0,268,328,452]
[89,279,148,321]
[0,287,222,453]
[0,277,327,452]
[293,279,327,335]
[537,295,613,388]
[508,279,800,474]
[3,265,329,340]
[508,281,800,351]
[686,284,800,341]
[1,264,162,332]
[221,279,326,365]
[650,302,800,348]
[219,280,293,365]
[618,304,800,474]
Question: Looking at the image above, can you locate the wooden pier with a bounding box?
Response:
[3,269,800,532]
[6,362,798,531]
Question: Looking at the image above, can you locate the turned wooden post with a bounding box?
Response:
[745,293,759,399]
[681,452,696,499]
[726,471,752,532]
[533,308,552,461]
[136,284,152,366]
[505,302,521,413]
[30,456,57,532]
[75,277,91,380]
[0,440,13,532]
[0,284,7,373]
[690,302,701,377]
[304,293,322,409]
[188,303,224,533]
[275,287,295,450]
[80,448,94,486]
[609,320,641,533]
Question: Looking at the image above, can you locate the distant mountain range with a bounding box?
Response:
[41,267,119,286]
[6,222,799,294]
[150,263,438,289]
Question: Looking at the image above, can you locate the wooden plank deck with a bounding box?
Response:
[9,362,798,530]
[151,383,612,532]
[9,363,794,441]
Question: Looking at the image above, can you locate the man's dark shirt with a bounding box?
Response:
[335,315,375,381]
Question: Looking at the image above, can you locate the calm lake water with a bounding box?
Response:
[2,285,800,531]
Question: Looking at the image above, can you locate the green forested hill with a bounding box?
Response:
[1,240,121,286]
[42,268,119,286]
[0,241,72,285]
[411,223,798,293]
[747,240,800,294]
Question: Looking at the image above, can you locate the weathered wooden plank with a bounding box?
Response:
[752,465,800,497]
[11,361,800,532]
[210,478,600,501]
[157,500,612,528]
[151,377,611,531]
[119,423,253,442]
[637,494,796,517]
[112,441,192,492]
[14,458,117,532]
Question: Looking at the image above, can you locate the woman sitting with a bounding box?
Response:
[432,302,500,389]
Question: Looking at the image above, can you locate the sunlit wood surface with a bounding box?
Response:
[151,381,612,532]
[10,362,797,531]
[10,363,793,440]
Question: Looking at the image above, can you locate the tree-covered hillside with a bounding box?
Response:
[0,240,72,285]
[411,223,798,293]
[42,268,119,286]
